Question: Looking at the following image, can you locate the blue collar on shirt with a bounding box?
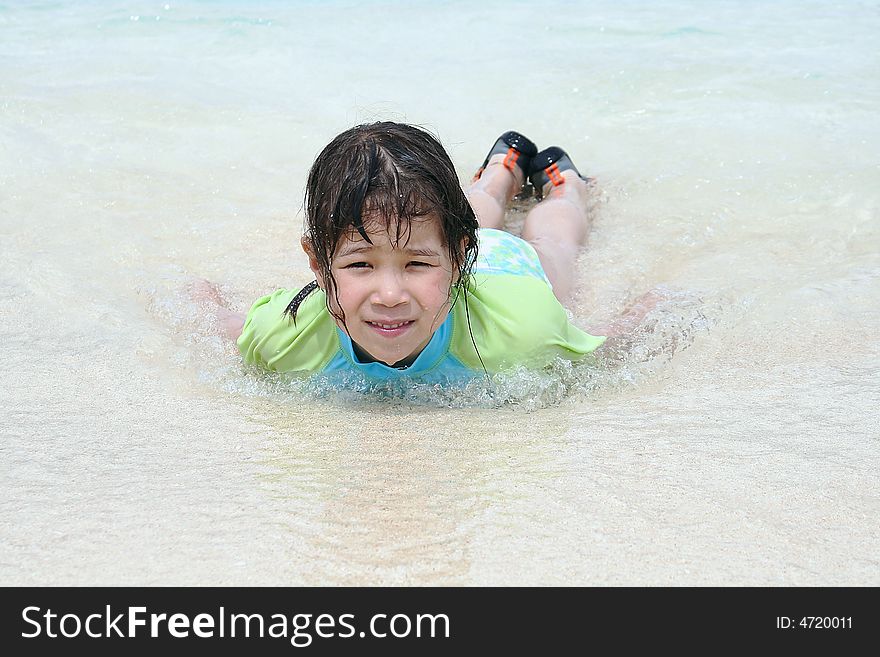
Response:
[335,312,454,379]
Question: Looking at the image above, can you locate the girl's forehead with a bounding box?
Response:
[339,212,445,248]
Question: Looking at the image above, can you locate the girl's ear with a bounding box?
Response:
[301,237,326,290]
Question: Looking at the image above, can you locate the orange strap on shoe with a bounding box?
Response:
[502,148,520,172]
[546,163,566,187]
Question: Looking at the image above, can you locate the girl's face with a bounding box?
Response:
[305,214,456,367]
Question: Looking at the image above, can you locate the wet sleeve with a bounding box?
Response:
[236,287,338,374]
[451,274,606,371]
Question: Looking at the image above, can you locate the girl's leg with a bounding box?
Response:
[465,154,523,229]
[522,171,592,305]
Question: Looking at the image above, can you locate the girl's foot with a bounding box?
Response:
[473,130,538,195]
[528,147,591,200]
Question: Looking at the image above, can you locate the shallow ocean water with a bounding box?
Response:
[1,0,878,585]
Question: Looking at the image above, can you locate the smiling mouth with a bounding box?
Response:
[366,320,414,330]
[367,319,415,337]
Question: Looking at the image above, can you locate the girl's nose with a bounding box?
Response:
[372,270,409,307]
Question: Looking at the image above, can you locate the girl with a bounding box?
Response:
[207,122,656,384]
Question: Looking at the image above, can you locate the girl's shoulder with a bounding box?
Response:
[449,275,605,371]
[237,285,339,373]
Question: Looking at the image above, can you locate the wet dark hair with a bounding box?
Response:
[286,122,480,333]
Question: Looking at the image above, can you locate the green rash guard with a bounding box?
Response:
[237,228,606,384]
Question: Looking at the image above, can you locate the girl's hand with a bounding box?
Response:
[591,287,671,339]
[189,278,227,307]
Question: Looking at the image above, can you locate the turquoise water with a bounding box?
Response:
[1,1,878,584]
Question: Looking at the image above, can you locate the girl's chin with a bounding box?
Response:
[352,339,423,367]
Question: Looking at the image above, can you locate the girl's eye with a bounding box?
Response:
[408,261,433,267]
[343,262,370,269]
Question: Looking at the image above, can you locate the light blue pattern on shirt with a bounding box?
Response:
[475,228,551,286]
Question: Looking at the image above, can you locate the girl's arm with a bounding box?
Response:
[190,279,245,341]
[216,307,245,342]
[590,289,667,348]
